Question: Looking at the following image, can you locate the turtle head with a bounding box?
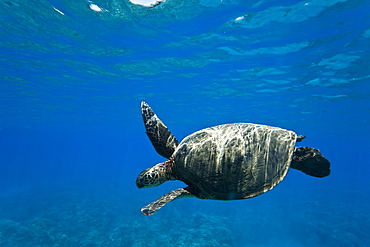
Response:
[136,160,175,188]
[136,166,164,188]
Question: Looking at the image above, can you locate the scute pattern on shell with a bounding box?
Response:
[173,123,297,200]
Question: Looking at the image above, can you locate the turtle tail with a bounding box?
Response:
[290,147,331,178]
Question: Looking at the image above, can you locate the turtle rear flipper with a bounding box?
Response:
[290,147,331,178]
[141,102,179,159]
[141,187,195,216]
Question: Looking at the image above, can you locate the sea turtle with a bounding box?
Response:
[136,102,331,215]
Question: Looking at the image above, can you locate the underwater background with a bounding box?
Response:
[0,0,369,246]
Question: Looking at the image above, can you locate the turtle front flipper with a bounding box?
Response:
[141,187,195,216]
[141,101,179,159]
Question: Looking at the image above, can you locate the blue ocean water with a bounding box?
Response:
[0,0,369,246]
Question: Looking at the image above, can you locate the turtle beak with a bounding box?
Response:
[136,177,145,188]
[136,168,151,188]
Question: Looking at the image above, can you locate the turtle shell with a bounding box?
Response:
[173,123,297,200]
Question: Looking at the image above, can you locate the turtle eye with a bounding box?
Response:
[150,171,158,179]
